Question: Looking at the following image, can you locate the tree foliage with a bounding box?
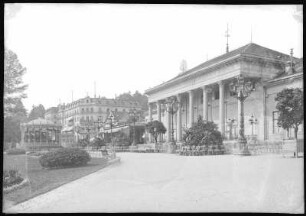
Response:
[182,116,223,147]
[129,125,146,144]
[275,88,303,139]
[4,99,27,148]
[89,137,106,149]
[4,49,28,117]
[28,104,45,121]
[116,91,148,111]
[146,120,167,144]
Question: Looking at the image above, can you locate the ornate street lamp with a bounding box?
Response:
[84,119,92,146]
[229,75,257,156]
[164,96,180,153]
[106,112,116,156]
[129,108,140,146]
[94,117,104,137]
[249,114,258,136]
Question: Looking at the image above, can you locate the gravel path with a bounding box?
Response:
[5,153,304,213]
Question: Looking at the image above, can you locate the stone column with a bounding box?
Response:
[148,103,153,143]
[166,102,171,142]
[176,94,182,142]
[219,81,225,136]
[157,101,161,122]
[156,101,162,142]
[188,90,194,127]
[202,86,208,121]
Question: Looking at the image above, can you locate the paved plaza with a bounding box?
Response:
[5,153,304,213]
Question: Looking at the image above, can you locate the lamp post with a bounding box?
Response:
[164,96,180,153]
[106,113,115,155]
[84,119,92,147]
[249,114,258,136]
[229,75,257,156]
[129,108,139,146]
[94,117,104,138]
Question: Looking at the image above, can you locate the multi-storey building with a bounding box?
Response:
[57,96,142,127]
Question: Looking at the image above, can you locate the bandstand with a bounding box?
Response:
[20,118,62,151]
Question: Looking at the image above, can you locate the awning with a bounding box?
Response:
[61,126,74,132]
[102,126,129,133]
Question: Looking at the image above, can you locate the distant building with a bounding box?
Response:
[55,96,142,127]
[45,96,142,147]
[45,107,60,125]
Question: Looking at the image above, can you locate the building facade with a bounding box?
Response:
[145,43,303,146]
[57,96,142,127]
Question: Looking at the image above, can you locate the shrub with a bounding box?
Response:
[89,137,106,150]
[39,148,91,169]
[6,148,26,155]
[183,116,224,148]
[3,169,24,188]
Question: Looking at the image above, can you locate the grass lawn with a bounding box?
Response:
[3,154,108,206]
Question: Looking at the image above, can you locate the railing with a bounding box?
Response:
[177,145,226,156]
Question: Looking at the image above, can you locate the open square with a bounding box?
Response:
[7,153,304,213]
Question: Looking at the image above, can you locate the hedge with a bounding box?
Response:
[39,148,91,169]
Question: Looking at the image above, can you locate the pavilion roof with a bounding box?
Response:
[25,118,58,126]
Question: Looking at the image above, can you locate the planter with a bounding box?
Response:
[283,139,298,157]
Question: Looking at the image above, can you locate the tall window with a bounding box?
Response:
[91,107,94,113]
[214,90,219,100]
[272,111,280,134]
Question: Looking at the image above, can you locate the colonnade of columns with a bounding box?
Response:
[148,81,226,143]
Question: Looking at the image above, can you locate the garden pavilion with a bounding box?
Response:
[20,118,62,151]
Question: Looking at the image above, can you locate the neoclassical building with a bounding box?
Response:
[145,43,303,147]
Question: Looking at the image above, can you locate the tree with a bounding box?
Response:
[89,137,106,150]
[275,88,303,157]
[132,91,148,111]
[182,116,223,150]
[145,120,166,144]
[275,88,303,139]
[4,99,28,149]
[28,104,45,121]
[116,91,148,111]
[4,49,28,117]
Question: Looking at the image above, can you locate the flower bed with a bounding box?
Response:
[3,178,29,194]
[3,169,25,191]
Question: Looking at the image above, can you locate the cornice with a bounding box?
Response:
[145,55,242,95]
[263,73,303,87]
[145,53,288,95]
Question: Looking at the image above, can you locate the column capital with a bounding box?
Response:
[218,80,225,86]
[176,94,182,102]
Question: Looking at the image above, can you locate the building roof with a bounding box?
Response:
[25,118,58,126]
[45,107,59,113]
[145,43,297,94]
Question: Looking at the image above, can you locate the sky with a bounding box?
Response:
[4,4,303,112]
